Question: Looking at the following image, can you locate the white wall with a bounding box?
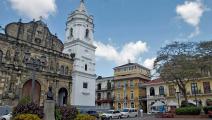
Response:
[72,72,96,106]
[146,84,167,113]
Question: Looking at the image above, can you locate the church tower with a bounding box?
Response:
[63,0,96,107]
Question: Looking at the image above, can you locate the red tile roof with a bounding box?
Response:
[145,78,164,85]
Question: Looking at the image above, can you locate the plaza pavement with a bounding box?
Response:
[113,114,210,120]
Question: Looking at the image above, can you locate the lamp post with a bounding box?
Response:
[25,58,43,102]
[176,90,180,108]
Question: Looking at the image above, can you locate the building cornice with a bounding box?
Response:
[64,39,96,50]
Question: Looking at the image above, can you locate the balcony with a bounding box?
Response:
[138,96,147,100]
[96,98,113,103]
[147,95,166,100]
[130,84,134,88]
[138,83,145,88]
[96,87,112,92]
[189,90,212,96]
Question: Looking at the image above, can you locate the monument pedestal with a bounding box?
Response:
[44,100,55,120]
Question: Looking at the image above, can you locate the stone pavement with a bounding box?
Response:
[113,114,210,120]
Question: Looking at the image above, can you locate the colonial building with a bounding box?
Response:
[145,76,212,113]
[0,20,73,107]
[63,0,96,108]
[144,78,167,113]
[113,63,150,112]
[96,76,114,110]
[166,77,212,107]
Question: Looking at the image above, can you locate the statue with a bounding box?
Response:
[47,86,54,100]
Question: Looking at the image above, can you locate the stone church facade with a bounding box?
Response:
[0,20,74,107]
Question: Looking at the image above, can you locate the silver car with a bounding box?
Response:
[0,112,12,120]
[101,110,122,119]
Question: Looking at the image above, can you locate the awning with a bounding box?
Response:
[152,101,165,107]
[188,100,196,105]
[167,101,178,106]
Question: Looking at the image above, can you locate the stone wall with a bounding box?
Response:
[0,20,74,107]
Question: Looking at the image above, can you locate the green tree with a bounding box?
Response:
[197,41,212,76]
[154,41,202,102]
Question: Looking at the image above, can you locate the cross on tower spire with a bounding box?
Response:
[77,0,88,14]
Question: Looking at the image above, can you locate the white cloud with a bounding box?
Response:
[8,0,57,19]
[188,26,200,38]
[94,41,148,65]
[143,57,156,70]
[176,0,206,37]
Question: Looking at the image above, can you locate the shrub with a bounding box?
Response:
[56,106,78,120]
[13,114,41,120]
[176,107,201,115]
[13,102,44,119]
[75,114,96,120]
[203,106,212,114]
[55,108,62,120]
[18,96,31,105]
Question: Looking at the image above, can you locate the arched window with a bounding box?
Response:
[85,29,89,38]
[60,65,64,75]
[118,103,121,110]
[70,28,73,37]
[159,86,165,95]
[107,81,111,89]
[97,83,101,90]
[85,64,87,71]
[65,66,69,75]
[0,50,3,63]
[150,87,155,96]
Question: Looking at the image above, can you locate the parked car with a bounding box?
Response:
[121,108,138,118]
[87,110,99,118]
[101,110,122,119]
[0,112,12,120]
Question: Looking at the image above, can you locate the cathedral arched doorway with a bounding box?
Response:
[58,88,68,106]
[22,80,41,104]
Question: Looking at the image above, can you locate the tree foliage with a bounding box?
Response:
[154,41,212,101]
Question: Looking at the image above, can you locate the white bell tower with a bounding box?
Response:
[63,0,96,107]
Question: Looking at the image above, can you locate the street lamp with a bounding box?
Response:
[25,57,43,102]
[176,89,180,108]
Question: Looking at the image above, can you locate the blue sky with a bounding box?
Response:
[1,0,212,77]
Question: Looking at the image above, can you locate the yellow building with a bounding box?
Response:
[166,77,212,107]
[113,63,150,112]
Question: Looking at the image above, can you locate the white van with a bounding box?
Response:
[121,108,138,118]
